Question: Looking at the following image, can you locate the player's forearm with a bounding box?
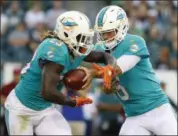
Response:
[106,55,141,78]
[103,52,117,66]
[41,89,76,107]
[103,52,125,77]
[41,62,77,107]
[84,51,117,67]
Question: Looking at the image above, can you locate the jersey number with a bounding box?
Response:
[115,85,129,100]
[21,51,37,74]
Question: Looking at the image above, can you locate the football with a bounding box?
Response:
[63,68,87,91]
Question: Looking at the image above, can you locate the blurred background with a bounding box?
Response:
[0,0,177,136]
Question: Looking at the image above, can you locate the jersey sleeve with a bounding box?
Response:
[39,39,67,66]
[124,36,149,59]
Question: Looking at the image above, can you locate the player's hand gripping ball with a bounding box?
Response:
[63,68,88,91]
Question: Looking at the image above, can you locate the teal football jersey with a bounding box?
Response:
[15,38,85,111]
[94,34,169,117]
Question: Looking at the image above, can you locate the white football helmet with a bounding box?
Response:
[95,5,129,50]
[54,11,94,56]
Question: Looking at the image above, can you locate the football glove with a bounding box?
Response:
[92,63,116,90]
[71,96,93,107]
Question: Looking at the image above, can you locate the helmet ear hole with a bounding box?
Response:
[115,29,118,35]
[123,25,126,30]
[64,32,68,38]
[76,34,81,42]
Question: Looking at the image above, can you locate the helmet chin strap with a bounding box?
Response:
[65,44,75,59]
[104,36,124,50]
[72,50,80,57]
[105,40,118,50]
[68,44,84,57]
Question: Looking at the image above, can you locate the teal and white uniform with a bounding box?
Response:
[94,34,177,135]
[95,5,177,135]
[15,38,85,111]
[4,38,86,135]
[95,34,169,117]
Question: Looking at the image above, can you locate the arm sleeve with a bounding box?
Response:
[117,55,141,73]
[124,36,149,59]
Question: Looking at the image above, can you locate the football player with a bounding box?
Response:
[93,5,177,135]
[4,11,116,135]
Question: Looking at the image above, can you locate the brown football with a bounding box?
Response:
[63,69,87,91]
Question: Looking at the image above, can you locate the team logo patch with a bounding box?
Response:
[130,44,139,53]
[117,13,125,20]
[47,51,54,58]
[49,47,55,52]
[61,17,78,31]
[61,17,78,26]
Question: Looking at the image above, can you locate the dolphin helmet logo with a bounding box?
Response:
[61,17,78,30]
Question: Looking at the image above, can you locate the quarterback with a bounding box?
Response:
[94,5,177,135]
[4,11,115,135]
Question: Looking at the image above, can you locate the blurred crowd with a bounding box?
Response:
[1,0,177,69]
[1,1,66,63]
[112,0,177,69]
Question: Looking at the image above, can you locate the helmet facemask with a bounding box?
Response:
[68,32,94,56]
[97,29,118,50]
[54,11,94,57]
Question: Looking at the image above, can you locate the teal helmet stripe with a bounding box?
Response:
[97,7,109,27]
